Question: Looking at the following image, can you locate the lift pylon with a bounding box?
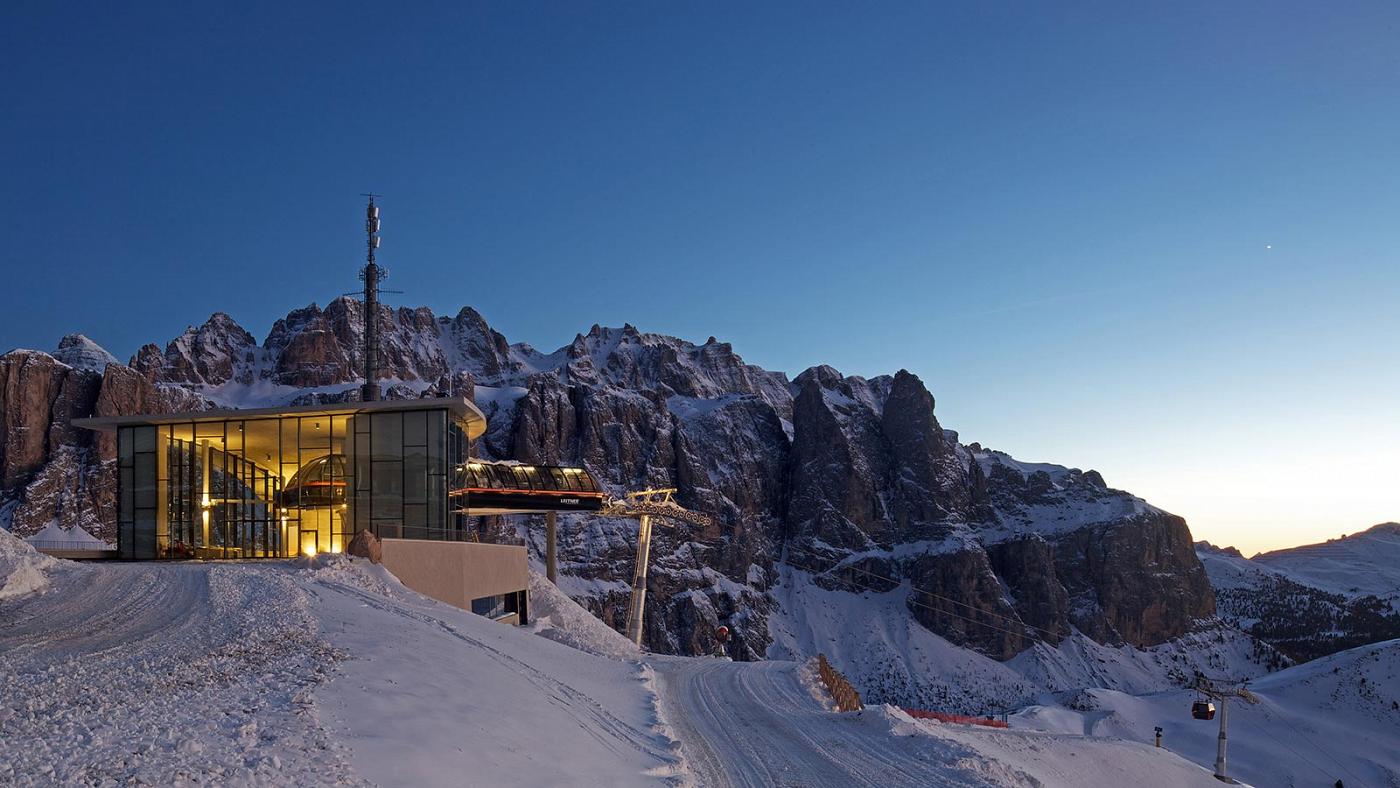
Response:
[1189,673,1260,783]
[599,489,713,646]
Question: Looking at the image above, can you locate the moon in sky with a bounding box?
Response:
[1266,245,1272,249]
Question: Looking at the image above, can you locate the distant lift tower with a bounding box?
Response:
[599,489,713,646]
[1190,673,1261,784]
[354,195,400,401]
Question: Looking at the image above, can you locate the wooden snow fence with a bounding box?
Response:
[815,654,864,712]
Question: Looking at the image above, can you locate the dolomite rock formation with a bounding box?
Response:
[0,302,1217,667]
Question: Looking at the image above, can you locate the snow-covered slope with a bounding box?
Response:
[307,560,681,787]
[0,552,1256,788]
[767,566,1272,714]
[1252,522,1400,604]
[0,555,680,786]
[1198,533,1400,663]
[1012,639,1400,787]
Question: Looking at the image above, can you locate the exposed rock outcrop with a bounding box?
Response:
[1,301,1220,670]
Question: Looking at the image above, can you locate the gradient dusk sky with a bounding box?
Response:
[3,2,1397,554]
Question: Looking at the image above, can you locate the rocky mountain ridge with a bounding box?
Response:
[1197,525,1400,663]
[1,298,1229,701]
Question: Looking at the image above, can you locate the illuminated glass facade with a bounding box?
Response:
[105,400,477,560]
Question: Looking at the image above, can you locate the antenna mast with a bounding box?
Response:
[360,194,385,401]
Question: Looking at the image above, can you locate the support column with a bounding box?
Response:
[545,511,558,584]
[625,514,653,647]
[1214,697,1230,782]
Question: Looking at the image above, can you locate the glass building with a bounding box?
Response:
[76,397,485,560]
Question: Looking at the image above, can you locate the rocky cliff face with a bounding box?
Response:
[0,300,1219,675]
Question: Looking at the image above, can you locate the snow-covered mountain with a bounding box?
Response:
[0,297,1301,708]
[1197,525,1400,663]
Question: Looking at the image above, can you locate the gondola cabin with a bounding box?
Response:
[1191,700,1216,720]
[279,454,349,509]
[451,460,606,515]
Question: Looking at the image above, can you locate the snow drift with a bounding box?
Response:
[0,526,58,600]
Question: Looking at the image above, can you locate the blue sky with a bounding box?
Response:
[3,2,1397,553]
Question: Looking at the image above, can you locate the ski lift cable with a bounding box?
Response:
[779,556,1062,642]
[1247,713,1350,786]
[783,556,1065,641]
[784,548,1064,641]
[1265,700,1370,788]
[783,554,1062,637]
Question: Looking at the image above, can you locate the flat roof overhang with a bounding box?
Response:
[72,395,488,441]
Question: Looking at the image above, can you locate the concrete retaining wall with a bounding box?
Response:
[378,538,529,616]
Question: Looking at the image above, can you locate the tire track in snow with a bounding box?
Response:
[651,657,1008,788]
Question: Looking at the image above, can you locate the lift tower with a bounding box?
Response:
[599,489,713,646]
[1190,673,1260,783]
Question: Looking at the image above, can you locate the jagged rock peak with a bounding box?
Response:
[53,335,118,373]
[1196,540,1246,559]
[134,312,259,387]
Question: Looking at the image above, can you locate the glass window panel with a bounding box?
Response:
[354,490,371,531]
[134,454,157,509]
[134,509,156,559]
[170,422,195,446]
[371,412,401,458]
[353,433,370,492]
[133,425,156,452]
[404,447,427,504]
[427,483,443,530]
[120,468,134,520]
[403,410,427,447]
[225,422,244,453]
[196,421,225,439]
[281,416,299,455]
[427,412,444,462]
[243,419,278,473]
[300,417,331,450]
[371,461,403,518]
[330,414,351,462]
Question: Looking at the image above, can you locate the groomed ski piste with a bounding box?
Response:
[2,529,1397,787]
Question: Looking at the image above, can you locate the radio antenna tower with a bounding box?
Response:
[353,194,401,401]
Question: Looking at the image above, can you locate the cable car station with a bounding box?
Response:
[69,196,708,637]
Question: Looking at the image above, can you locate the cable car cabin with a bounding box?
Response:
[451,461,606,515]
[279,454,348,508]
[1191,700,1216,720]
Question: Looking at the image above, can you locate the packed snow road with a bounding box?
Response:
[651,657,1008,788]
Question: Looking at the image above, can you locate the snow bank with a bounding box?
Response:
[0,527,59,600]
[526,571,642,660]
[292,552,398,597]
